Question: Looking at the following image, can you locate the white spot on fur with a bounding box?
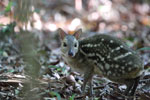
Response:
[111,47,121,53]
[111,49,114,52]
[120,45,123,48]
[110,40,114,43]
[122,70,125,74]
[99,64,104,70]
[122,60,126,63]
[128,67,132,71]
[110,64,114,68]
[98,44,101,46]
[105,63,110,70]
[116,47,121,50]
[128,61,133,65]
[115,65,119,68]
[101,38,104,41]
[94,44,98,47]
[114,52,132,60]
[121,66,125,70]
[88,53,95,57]
[95,53,104,61]
[113,73,116,76]
[107,55,110,59]
[107,71,111,76]
[111,45,124,53]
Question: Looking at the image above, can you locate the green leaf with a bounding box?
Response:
[50,91,61,100]
[5,1,13,13]
[94,98,99,100]
[61,67,67,73]
[0,24,5,26]
[0,22,16,36]
[56,68,62,71]
[8,69,15,73]
[34,8,40,13]
[69,94,76,100]
[2,51,8,57]
[0,50,3,55]
[1,26,8,33]
[37,50,47,56]
[15,89,20,95]
[136,47,150,52]
[48,65,58,68]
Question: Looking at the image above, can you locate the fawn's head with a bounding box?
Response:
[59,28,82,57]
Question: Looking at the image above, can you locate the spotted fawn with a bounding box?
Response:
[59,28,144,96]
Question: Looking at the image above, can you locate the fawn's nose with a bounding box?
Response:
[68,49,74,57]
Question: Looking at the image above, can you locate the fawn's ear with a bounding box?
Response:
[73,29,82,39]
[58,28,67,40]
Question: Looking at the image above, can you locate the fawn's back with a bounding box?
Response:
[79,34,143,80]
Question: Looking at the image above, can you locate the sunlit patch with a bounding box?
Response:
[68,18,81,33]
[46,23,57,31]
[33,13,42,30]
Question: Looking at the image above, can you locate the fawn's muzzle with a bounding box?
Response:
[68,49,74,57]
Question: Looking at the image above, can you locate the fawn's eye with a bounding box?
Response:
[63,42,67,47]
[74,43,77,47]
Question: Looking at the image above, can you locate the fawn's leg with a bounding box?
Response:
[89,78,93,97]
[124,80,134,96]
[82,67,94,95]
[129,76,140,96]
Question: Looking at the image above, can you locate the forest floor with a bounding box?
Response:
[0,0,150,100]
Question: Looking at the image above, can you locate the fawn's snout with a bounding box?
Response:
[68,49,74,57]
